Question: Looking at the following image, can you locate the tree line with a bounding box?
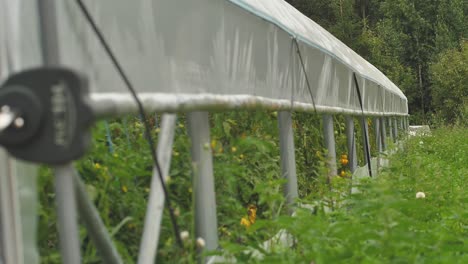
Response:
[287,0,467,125]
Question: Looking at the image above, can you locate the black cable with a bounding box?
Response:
[75,0,183,247]
[353,73,373,178]
[293,37,317,114]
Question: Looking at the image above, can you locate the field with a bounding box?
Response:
[220,127,467,263]
[37,112,467,263]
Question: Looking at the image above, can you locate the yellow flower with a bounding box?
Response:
[239,154,245,159]
[211,139,217,150]
[144,187,150,193]
[231,146,237,153]
[94,163,101,169]
[248,204,257,224]
[240,217,251,228]
[340,170,346,177]
[122,185,128,193]
[340,154,349,166]
[340,158,349,166]
[241,205,257,228]
[179,123,185,128]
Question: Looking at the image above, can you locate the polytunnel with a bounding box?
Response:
[0,0,409,263]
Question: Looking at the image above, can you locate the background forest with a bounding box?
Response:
[288,0,467,126]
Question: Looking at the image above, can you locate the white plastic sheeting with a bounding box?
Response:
[0,1,41,263]
[53,0,406,115]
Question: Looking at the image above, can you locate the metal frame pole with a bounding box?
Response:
[401,117,406,136]
[345,116,357,173]
[138,114,177,264]
[322,114,337,179]
[278,111,298,214]
[39,1,81,262]
[380,117,387,151]
[53,165,81,264]
[374,117,382,154]
[400,117,404,132]
[373,117,381,170]
[361,116,372,176]
[38,0,60,65]
[0,149,23,264]
[73,171,123,264]
[388,117,394,143]
[187,112,219,256]
[393,117,398,140]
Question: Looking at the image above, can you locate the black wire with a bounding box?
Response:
[352,73,373,178]
[75,0,183,247]
[293,37,317,114]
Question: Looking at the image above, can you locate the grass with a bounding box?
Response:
[218,127,467,263]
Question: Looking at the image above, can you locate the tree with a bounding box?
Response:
[430,41,468,124]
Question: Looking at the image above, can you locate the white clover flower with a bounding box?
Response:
[180,231,189,241]
[419,141,424,145]
[416,192,426,199]
[196,237,206,249]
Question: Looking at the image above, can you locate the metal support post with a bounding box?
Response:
[322,114,337,179]
[278,111,298,214]
[380,117,387,151]
[53,164,81,264]
[401,117,406,136]
[374,117,382,154]
[345,116,357,173]
[73,171,123,264]
[388,117,394,143]
[361,116,372,177]
[187,112,219,256]
[0,149,23,264]
[373,117,382,171]
[393,117,398,140]
[138,114,177,264]
[400,117,404,132]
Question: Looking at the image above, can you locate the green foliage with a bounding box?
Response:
[429,41,468,126]
[37,111,348,263]
[37,110,466,263]
[218,127,468,263]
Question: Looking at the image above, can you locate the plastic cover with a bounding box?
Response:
[0,1,41,263]
[2,0,407,117]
